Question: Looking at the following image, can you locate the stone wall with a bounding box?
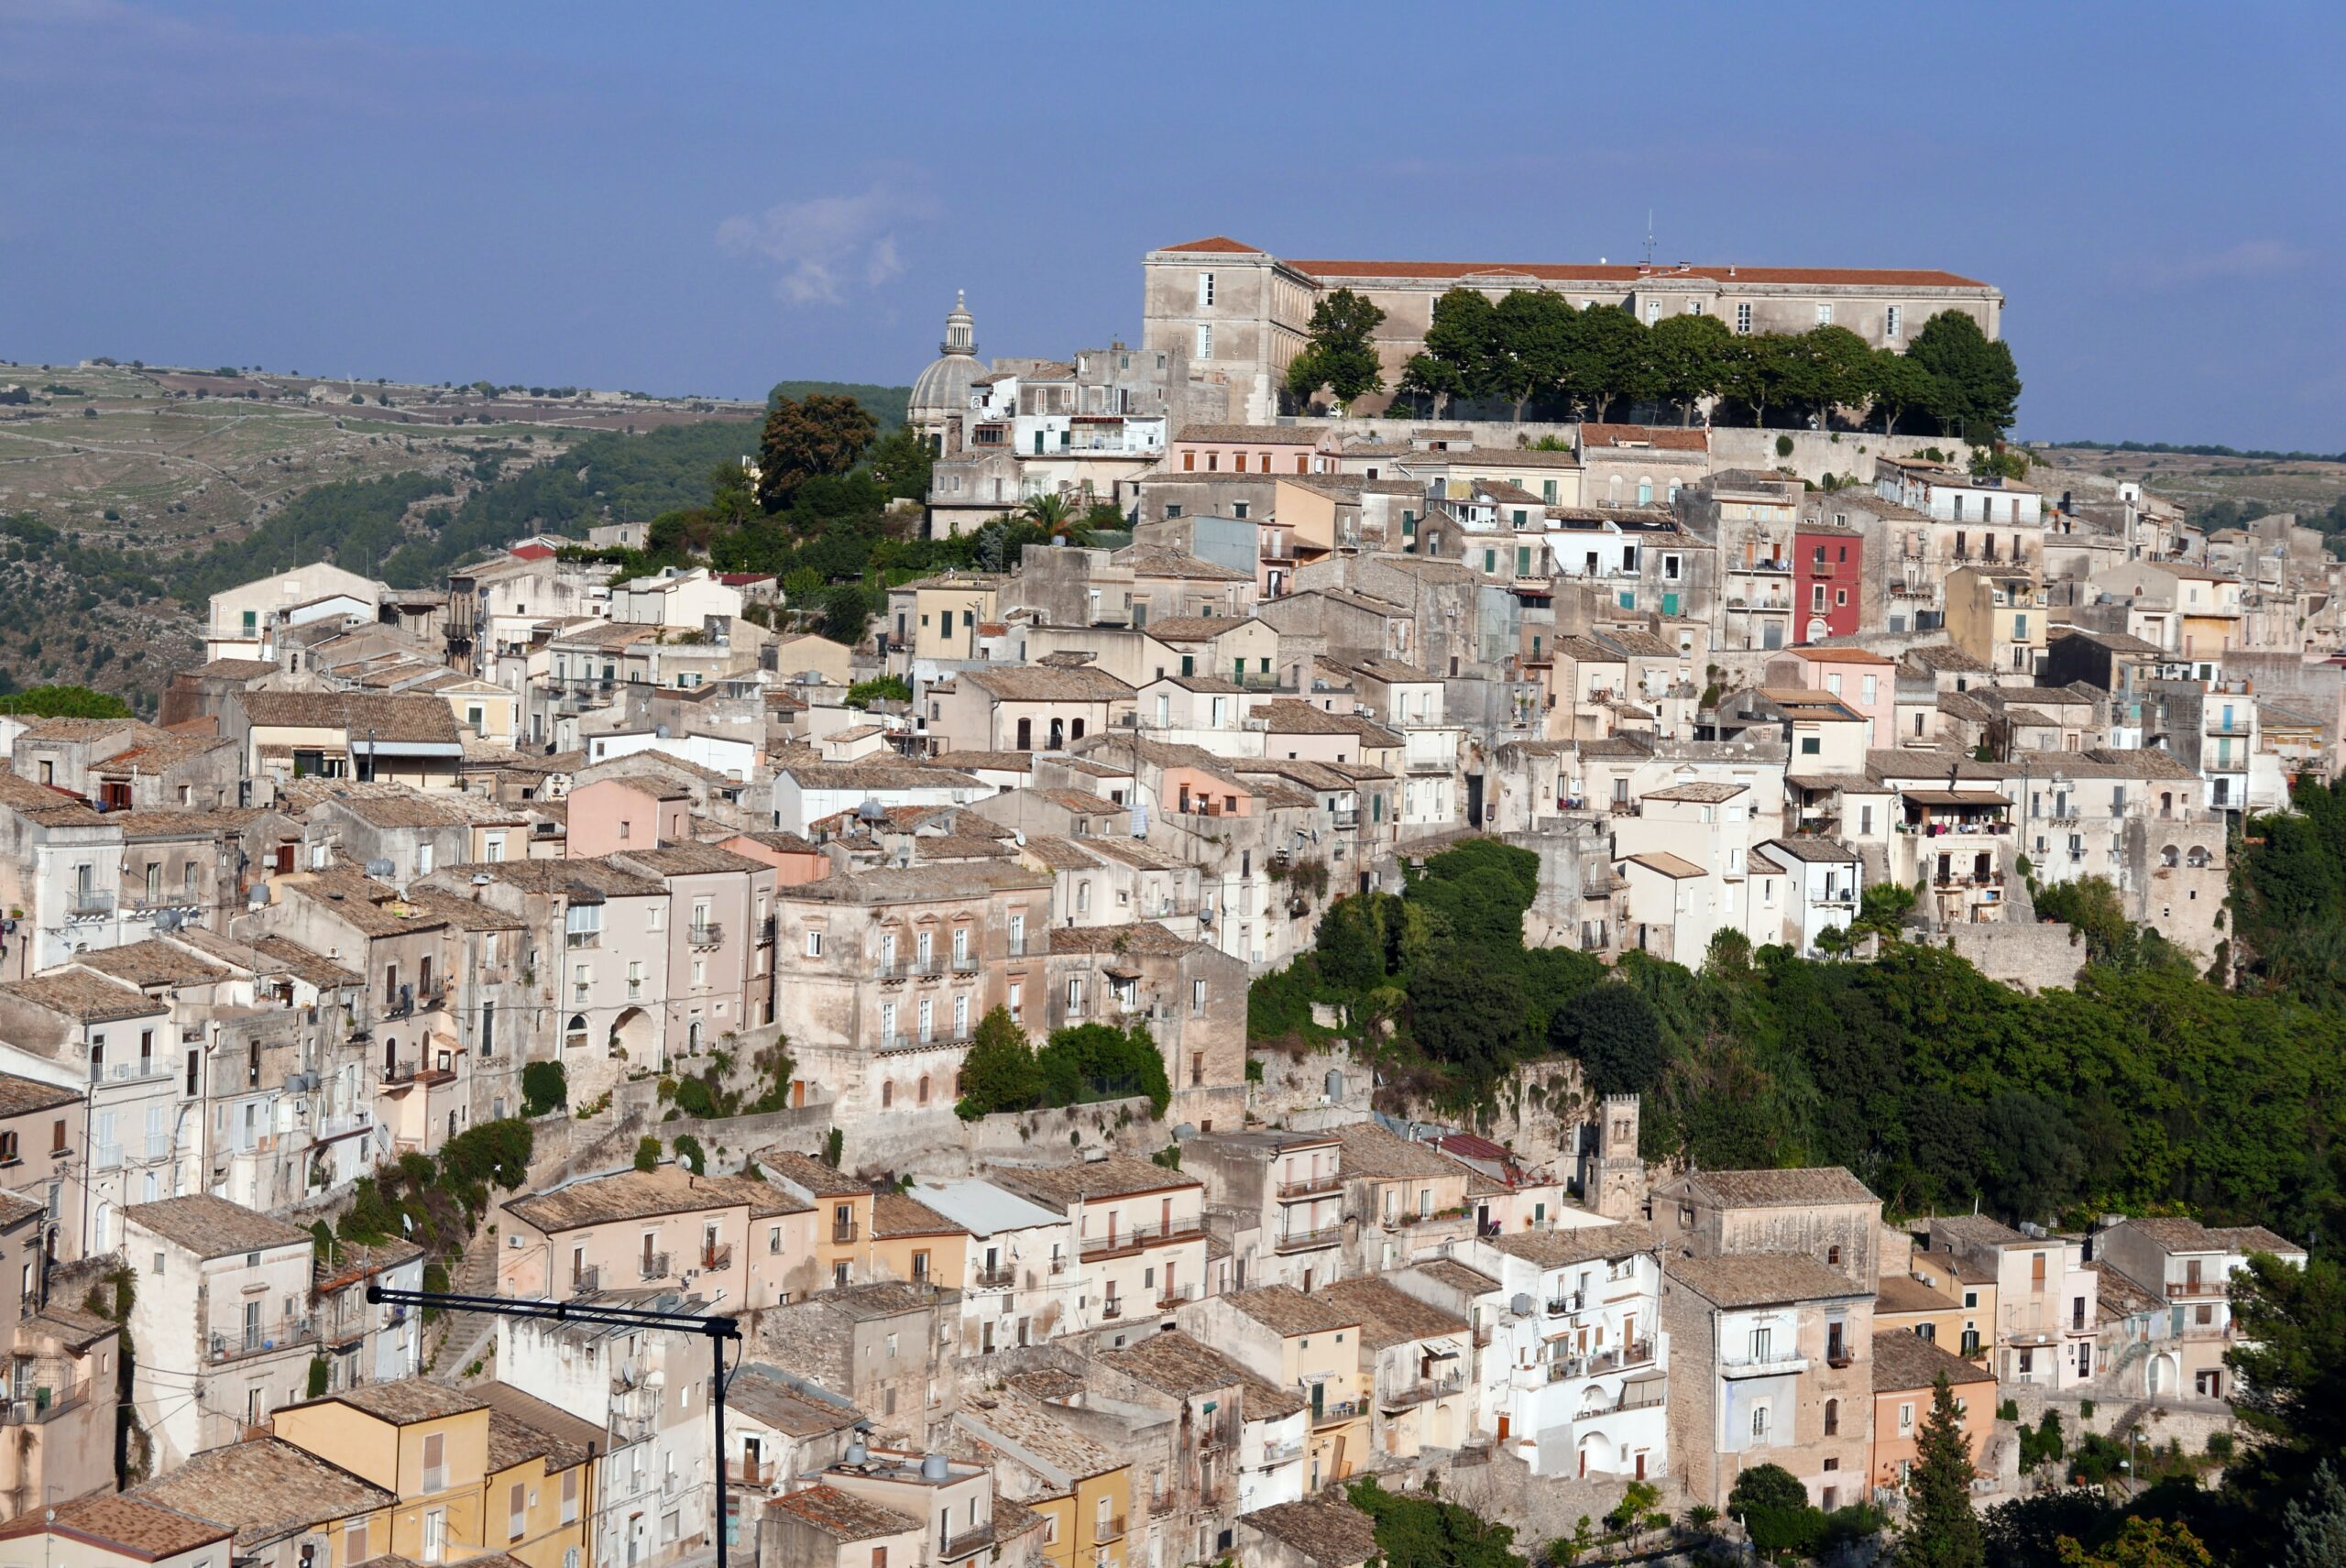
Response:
[1245,1041,1373,1128]
[1705,427,1953,487]
[1933,921,2088,993]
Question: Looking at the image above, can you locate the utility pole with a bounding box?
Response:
[368,1285,742,1568]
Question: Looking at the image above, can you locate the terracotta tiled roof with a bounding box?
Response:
[1872,1328,1995,1392]
[124,1194,308,1258]
[1291,258,1989,289]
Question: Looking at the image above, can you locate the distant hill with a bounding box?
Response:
[765,380,911,433]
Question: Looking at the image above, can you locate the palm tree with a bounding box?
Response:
[1019,492,1075,536]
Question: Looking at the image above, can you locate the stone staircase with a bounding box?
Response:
[427,1219,504,1385]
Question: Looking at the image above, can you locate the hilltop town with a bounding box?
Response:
[0,239,2337,1568]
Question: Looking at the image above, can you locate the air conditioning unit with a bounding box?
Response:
[508,1234,524,1249]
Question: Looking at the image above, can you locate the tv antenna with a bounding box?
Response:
[1643,210,1656,268]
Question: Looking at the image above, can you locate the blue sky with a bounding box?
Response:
[5,2,2341,449]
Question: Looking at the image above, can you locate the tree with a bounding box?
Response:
[1018,492,1077,536]
[1568,305,1649,422]
[1550,984,1669,1096]
[2224,1251,2346,1536]
[821,583,872,645]
[1871,348,1942,435]
[1902,1374,1986,1568]
[1401,288,1500,417]
[1781,324,1875,428]
[1730,1463,1810,1518]
[956,1006,1043,1119]
[2281,1461,2346,1568]
[866,425,934,502]
[1346,1476,1527,1568]
[844,674,912,708]
[0,684,131,718]
[1644,313,1733,425]
[1406,950,1528,1083]
[2055,1519,2212,1568]
[757,393,877,511]
[1718,333,1791,428]
[632,1136,661,1172]
[1491,290,1577,420]
[1910,313,2022,443]
[1285,288,1387,412]
[520,1060,568,1118]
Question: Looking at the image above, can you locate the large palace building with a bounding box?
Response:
[1140,236,2004,422]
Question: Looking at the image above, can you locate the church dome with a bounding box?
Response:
[908,291,985,424]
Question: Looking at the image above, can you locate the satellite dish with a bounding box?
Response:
[472,872,491,885]
[1509,1292,1534,1317]
[655,724,671,740]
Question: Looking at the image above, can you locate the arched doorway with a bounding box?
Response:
[608,1006,654,1060]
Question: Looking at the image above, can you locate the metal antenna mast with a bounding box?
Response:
[367,1285,742,1568]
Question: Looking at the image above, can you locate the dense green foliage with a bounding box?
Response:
[956,1009,1171,1118]
[0,684,133,718]
[957,1006,1043,1120]
[634,1136,661,1172]
[1285,288,1387,411]
[1346,1476,1525,1568]
[1255,835,2346,1238]
[757,393,878,511]
[521,1059,568,1118]
[844,674,912,708]
[337,1119,533,1259]
[764,380,909,433]
[1391,287,2021,436]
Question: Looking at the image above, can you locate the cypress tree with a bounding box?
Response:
[1902,1373,1985,1568]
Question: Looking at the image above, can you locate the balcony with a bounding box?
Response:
[830,1221,860,1245]
[757,916,777,946]
[1310,1398,1361,1428]
[1100,1298,1125,1321]
[1277,1172,1341,1200]
[0,1384,89,1425]
[211,1317,316,1363]
[951,953,979,973]
[1378,1373,1465,1409]
[569,1266,599,1295]
[637,1251,671,1280]
[1157,1285,1199,1311]
[1258,1438,1304,1467]
[1093,1515,1126,1544]
[727,1459,775,1486]
[688,922,725,948]
[1080,1217,1204,1258]
[1720,1345,1807,1378]
[2166,1278,2227,1299]
[68,891,115,920]
[1544,1290,1583,1318]
[701,1244,734,1272]
[1274,1224,1343,1254]
[972,1265,1016,1289]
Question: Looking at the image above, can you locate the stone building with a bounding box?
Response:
[1142,237,2004,422]
[1651,1167,1881,1292]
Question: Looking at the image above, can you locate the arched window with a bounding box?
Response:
[1750,1404,1770,1441]
[1824,1398,1839,1436]
[917,1075,931,1106]
[2187,846,2211,869]
[881,1080,893,1109]
[1827,1245,1843,1267]
[2161,844,2180,868]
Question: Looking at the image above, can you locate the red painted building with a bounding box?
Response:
[1795,522,1864,641]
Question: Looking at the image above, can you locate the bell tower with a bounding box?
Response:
[1584,1092,1647,1222]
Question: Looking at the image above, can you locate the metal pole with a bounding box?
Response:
[367,1287,741,1568]
[712,1335,729,1568]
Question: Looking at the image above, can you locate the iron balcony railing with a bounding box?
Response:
[1080,1217,1204,1257]
[211,1317,316,1362]
[637,1251,671,1280]
[688,922,724,948]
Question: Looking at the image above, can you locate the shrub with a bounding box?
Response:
[673,1135,707,1175]
[956,1006,1042,1119]
[1775,433,1795,457]
[521,1059,568,1117]
[633,1137,662,1172]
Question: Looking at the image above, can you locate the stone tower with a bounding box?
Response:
[1584,1092,1647,1222]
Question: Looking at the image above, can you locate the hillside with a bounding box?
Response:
[2029,440,2346,543]
[0,362,903,709]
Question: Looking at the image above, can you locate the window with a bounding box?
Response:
[1750,1403,1770,1441]
[510,1482,527,1541]
[805,929,822,959]
[1815,302,1834,325]
[1823,1398,1839,1435]
[1195,324,1212,359]
[561,1467,579,1524]
[422,1431,447,1493]
[1884,304,1902,338]
[345,1518,370,1565]
[1735,302,1753,335]
[1899,1401,1915,1432]
[1198,272,1215,308]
